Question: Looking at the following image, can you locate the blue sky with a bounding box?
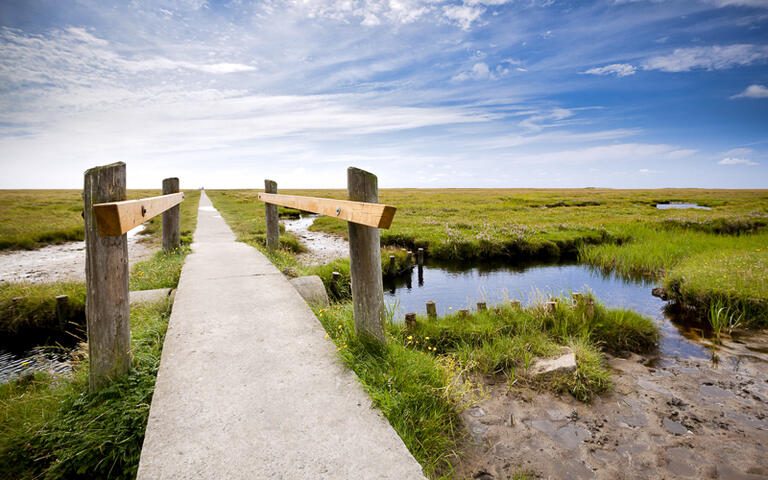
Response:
[0,0,767,189]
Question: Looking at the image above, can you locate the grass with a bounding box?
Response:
[208,188,768,326]
[314,294,657,477]
[0,189,201,251]
[0,298,172,480]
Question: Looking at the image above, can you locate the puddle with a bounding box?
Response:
[283,215,348,265]
[383,261,712,359]
[655,203,711,210]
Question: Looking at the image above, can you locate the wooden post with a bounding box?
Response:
[586,298,595,318]
[458,309,469,317]
[84,162,131,392]
[406,251,413,267]
[477,301,487,311]
[347,167,386,345]
[56,295,68,330]
[162,177,180,252]
[332,271,341,283]
[265,179,279,251]
[405,313,416,329]
[572,293,583,305]
[510,300,521,310]
[389,255,396,275]
[546,301,557,313]
[426,301,437,319]
[417,248,424,266]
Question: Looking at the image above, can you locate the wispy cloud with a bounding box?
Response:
[731,84,768,98]
[442,5,486,30]
[719,157,759,165]
[642,44,768,72]
[582,63,637,77]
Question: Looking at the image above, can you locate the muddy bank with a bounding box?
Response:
[0,226,155,284]
[457,335,768,479]
[283,215,348,265]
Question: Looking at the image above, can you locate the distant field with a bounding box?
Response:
[208,188,768,326]
[0,189,201,251]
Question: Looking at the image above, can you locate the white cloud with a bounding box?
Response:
[709,0,768,7]
[642,44,768,72]
[719,157,759,165]
[724,147,754,156]
[452,62,510,81]
[731,84,768,98]
[442,5,485,30]
[581,63,637,77]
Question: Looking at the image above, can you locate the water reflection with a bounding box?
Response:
[383,261,711,359]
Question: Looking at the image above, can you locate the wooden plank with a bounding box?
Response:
[257,192,396,229]
[93,192,185,236]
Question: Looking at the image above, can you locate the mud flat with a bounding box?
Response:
[0,226,154,284]
[457,334,768,480]
[283,215,348,265]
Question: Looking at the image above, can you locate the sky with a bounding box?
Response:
[0,0,767,189]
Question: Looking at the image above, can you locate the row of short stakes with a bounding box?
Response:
[404,294,595,328]
[388,248,425,273]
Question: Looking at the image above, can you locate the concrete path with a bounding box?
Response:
[137,192,425,480]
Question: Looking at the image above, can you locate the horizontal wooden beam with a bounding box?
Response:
[257,193,396,229]
[93,192,185,236]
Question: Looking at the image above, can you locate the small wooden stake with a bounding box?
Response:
[162,177,180,252]
[84,162,131,392]
[347,167,386,345]
[476,301,487,311]
[406,251,413,267]
[459,309,469,317]
[56,295,69,330]
[546,301,557,313]
[510,300,521,309]
[331,271,341,283]
[586,299,595,318]
[417,248,424,266]
[426,301,437,319]
[405,313,416,329]
[265,179,279,251]
[389,255,396,275]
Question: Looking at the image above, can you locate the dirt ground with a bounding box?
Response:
[0,228,155,284]
[456,334,768,480]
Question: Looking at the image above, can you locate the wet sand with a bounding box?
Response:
[283,215,348,265]
[0,226,155,284]
[457,335,768,479]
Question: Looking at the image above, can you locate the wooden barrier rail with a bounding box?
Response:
[259,167,394,345]
[83,161,185,392]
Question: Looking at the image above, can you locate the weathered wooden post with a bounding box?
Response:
[477,301,487,311]
[347,167,386,345]
[389,255,396,275]
[406,251,413,267]
[405,313,416,330]
[84,162,131,392]
[417,248,424,266]
[510,300,521,310]
[265,179,279,250]
[162,177,180,252]
[56,295,69,330]
[458,309,469,317]
[546,301,557,313]
[426,301,437,319]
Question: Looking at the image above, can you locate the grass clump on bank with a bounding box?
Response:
[130,244,193,291]
[313,295,658,477]
[0,299,172,480]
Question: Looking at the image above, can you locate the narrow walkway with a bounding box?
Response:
[137,192,425,479]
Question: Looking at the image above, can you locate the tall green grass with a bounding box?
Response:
[0,299,172,480]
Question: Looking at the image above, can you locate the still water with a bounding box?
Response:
[383,261,711,359]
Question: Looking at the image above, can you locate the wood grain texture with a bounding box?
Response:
[93,192,184,236]
[257,193,397,229]
[83,162,131,392]
[347,167,386,345]
[162,178,180,251]
[264,179,279,250]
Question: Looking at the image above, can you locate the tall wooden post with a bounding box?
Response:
[162,177,180,252]
[347,167,386,345]
[84,162,131,392]
[265,179,279,250]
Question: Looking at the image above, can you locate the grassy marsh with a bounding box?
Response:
[0,189,201,251]
[208,188,768,325]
